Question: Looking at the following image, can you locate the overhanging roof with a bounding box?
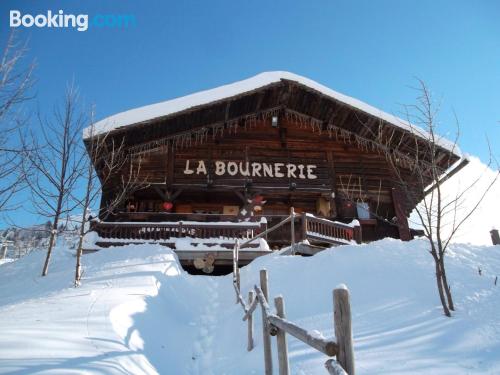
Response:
[83,71,461,157]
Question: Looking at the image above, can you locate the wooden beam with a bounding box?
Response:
[247,290,255,351]
[259,271,273,375]
[255,91,266,112]
[491,229,500,245]
[325,359,348,375]
[243,295,260,321]
[326,150,337,217]
[274,296,290,375]
[334,288,355,375]
[267,314,338,356]
[391,186,411,241]
[234,190,247,204]
[166,140,174,189]
[170,189,183,201]
[335,108,352,131]
[225,100,232,121]
[358,117,377,138]
[279,127,287,148]
[153,186,168,201]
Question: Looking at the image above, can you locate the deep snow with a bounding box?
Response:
[410,156,500,246]
[0,238,499,374]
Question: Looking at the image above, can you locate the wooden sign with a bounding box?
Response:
[183,160,318,180]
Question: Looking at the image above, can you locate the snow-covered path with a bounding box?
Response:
[187,277,220,375]
[0,239,499,374]
[0,245,173,374]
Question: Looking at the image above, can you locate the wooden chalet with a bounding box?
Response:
[84,72,466,271]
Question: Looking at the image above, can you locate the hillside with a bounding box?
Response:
[410,156,500,246]
[0,238,498,374]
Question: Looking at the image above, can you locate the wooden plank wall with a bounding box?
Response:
[106,117,401,222]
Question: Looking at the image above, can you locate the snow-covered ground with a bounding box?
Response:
[0,259,13,266]
[0,238,499,374]
[410,156,500,246]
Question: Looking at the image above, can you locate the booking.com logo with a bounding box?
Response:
[9,10,136,32]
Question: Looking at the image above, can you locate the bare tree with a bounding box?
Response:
[22,85,85,276]
[74,117,146,286]
[0,32,34,212]
[377,80,499,316]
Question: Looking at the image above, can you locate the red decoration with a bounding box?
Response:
[163,202,173,211]
[253,195,264,204]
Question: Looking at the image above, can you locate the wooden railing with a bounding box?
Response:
[1,243,9,259]
[239,209,361,252]
[302,214,361,245]
[0,241,28,259]
[232,252,355,375]
[90,220,267,241]
[89,208,361,247]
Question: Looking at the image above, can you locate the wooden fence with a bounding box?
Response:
[0,241,28,259]
[233,240,355,375]
[90,220,266,241]
[0,243,8,259]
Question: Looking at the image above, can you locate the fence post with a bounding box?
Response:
[274,295,290,375]
[234,239,240,304]
[178,221,183,238]
[260,269,273,375]
[290,207,295,254]
[236,240,240,292]
[491,229,500,245]
[353,225,362,244]
[260,269,269,300]
[325,359,348,375]
[1,244,7,259]
[248,290,255,351]
[301,212,307,242]
[334,287,355,375]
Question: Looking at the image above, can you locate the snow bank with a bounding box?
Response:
[83,71,459,154]
[411,156,500,246]
[83,231,270,252]
[0,258,13,266]
[0,238,499,374]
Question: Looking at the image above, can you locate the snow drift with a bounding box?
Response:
[411,156,500,246]
[0,238,499,374]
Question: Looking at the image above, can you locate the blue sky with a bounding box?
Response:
[0,0,499,227]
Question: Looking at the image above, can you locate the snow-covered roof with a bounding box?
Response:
[84,71,460,155]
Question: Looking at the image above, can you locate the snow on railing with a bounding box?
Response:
[303,213,361,245]
[231,252,355,375]
[238,208,360,255]
[90,219,267,242]
[90,209,359,247]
